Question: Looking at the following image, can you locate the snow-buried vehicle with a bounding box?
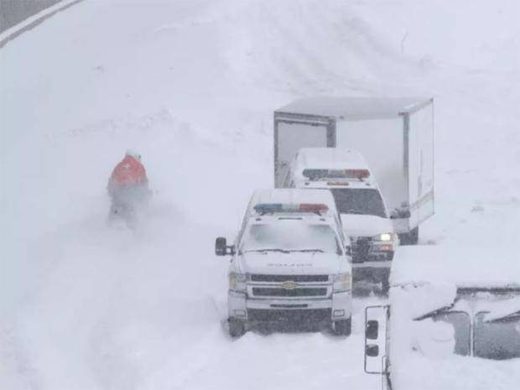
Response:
[363,246,520,390]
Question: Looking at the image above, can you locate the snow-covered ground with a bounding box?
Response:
[1,0,519,389]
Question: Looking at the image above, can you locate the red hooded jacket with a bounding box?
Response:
[108,155,148,193]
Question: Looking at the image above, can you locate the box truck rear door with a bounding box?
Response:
[274,117,334,187]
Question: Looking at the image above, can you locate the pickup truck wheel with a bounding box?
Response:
[228,318,246,338]
[333,317,352,336]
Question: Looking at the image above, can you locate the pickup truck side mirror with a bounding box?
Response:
[215,237,235,256]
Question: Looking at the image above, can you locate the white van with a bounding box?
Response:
[215,188,353,337]
[283,147,398,293]
[273,97,434,245]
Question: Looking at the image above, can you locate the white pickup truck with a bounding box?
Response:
[215,189,353,337]
[274,97,434,245]
[363,246,520,390]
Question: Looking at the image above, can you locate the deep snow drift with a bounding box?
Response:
[1,0,519,389]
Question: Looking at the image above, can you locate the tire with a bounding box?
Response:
[410,227,419,245]
[228,318,246,338]
[332,317,352,336]
[399,227,419,246]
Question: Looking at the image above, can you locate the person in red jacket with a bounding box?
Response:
[108,150,150,218]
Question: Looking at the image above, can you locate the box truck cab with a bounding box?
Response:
[215,189,353,338]
[363,246,520,390]
[283,147,398,293]
[274,97,434,245]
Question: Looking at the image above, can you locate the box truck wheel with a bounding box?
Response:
[399,227,419,245]
[332,317,352,336]
[228,318,246,338]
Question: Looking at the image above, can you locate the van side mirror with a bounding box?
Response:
[215,237,235,256]
[391,209,411,219]
[366,320,379,340]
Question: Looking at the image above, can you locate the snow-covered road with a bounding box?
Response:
[1,0,519,389]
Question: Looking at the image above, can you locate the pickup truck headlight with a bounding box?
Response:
[333,273,351,292]
[229,272,247,292]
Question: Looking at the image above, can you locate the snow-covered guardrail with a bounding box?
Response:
[0,0,83,48]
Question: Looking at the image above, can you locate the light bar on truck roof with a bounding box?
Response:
[253,203,329,215]
[302,168,370,181]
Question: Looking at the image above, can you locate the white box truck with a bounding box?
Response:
[274,97,434,244]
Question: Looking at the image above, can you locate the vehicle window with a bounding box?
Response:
[330,188,386,218]
[431,311,471,356]
[241,222,340,254]
[474,312,520,360]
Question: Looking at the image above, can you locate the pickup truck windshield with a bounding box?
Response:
[330,188,386,218]
[241,222,340,254]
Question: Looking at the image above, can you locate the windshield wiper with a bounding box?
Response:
[244,249,291,254]
[289,249,325,253]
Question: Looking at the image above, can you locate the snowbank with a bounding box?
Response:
[392,246,520,289]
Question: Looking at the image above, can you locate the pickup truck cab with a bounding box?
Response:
[215,189,353,337]
[283,147,398,293]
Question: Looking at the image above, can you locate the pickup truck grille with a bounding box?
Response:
[352,237,371,262]
[250,274,329,283]
[252,287,327,297]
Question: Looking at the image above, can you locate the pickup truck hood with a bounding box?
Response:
[239,252,343,275]
[340,214,393,237]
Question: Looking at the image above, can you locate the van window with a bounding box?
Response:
[330,188,386,218]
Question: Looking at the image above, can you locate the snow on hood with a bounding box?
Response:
[238,251,344,275]
[340,214,393,237]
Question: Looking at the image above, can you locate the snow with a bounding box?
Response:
[392,246,520,289]
[0,0,80,44]
[296,148,369,172]
[1,0,520,389]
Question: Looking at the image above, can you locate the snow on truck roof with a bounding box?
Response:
[296,148,369,170]
[275,96,433,120]
[391,245,520,289]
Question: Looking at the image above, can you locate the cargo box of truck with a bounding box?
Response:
[274,97,434,244]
